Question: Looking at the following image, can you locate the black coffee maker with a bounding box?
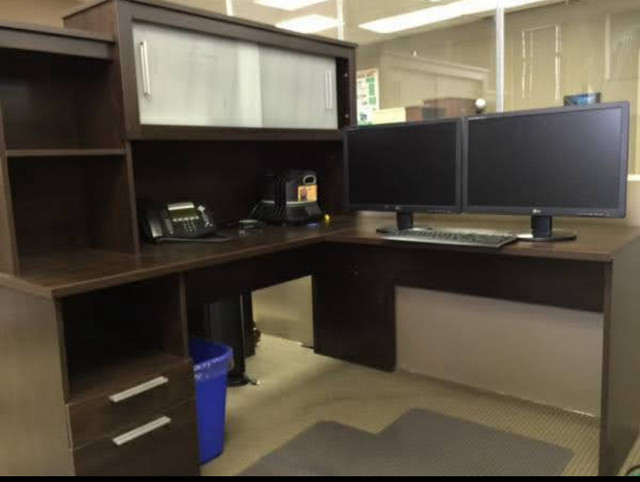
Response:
[252,170,323,225]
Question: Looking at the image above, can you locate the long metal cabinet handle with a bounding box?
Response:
[112,416,171,447]
[108,376,169,403]
[139,40,152,97]
[325,70,334,110]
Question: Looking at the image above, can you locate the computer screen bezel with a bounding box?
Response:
[343,117,463,214]
[462,102,630,218]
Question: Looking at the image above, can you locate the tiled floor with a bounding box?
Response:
[201,335,639,476]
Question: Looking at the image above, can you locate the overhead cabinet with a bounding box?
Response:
[260,46,337,129]
[132,22,338,130]
[133,23,262,128]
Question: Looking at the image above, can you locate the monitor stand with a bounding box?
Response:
[376,212,432,234]
[517,215,577,242]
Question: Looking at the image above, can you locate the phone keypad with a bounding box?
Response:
[176,219,200,236]
[165,210,215,239]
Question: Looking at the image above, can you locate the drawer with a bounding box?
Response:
[74,399,200,476]
[68,360,194,448]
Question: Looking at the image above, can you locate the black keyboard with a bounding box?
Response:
[378,228,518,249]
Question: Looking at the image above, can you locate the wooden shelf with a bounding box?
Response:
[131,126,343,142]
[0,21,114,60]
[7,148,127,159]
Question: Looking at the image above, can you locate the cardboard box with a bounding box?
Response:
[423,97,477,117]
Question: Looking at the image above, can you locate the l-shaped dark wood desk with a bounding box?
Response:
[2,215,639,476]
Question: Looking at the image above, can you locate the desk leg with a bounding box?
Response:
[312,247,396,371]
[600,238,640,475]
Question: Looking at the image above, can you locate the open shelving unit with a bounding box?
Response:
[0,25,138,275]
[61,274,188,401]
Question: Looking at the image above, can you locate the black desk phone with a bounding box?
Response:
[140,201,231,244]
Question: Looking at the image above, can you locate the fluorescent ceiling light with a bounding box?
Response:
[277,14,338,33]
[254,0,329,11]
[360,0,549,34]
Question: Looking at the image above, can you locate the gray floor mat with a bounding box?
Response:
[241,421,379,476]
[240,410,574,476]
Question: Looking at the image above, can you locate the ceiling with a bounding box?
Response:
[64,0,570,45]
[161,0,466,44]
[158,0,567,45]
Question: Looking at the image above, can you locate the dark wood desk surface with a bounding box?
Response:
[2,215,639,299]
[327,215,640,263]
[3,217,357,299]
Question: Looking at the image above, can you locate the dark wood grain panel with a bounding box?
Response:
[0,104,18,273]
[0,21,113,60]
[64,1,128,151]
[314,244,396,371]
[7,148,126,158]
[337,50,357,129]
[124,143,142,254]
[599,237,640,475]
[86,152,139,254]
[0,287,73,475]
[392,247,605,313]
[0,50,121,150]
[156,273,189,357]
[0,51,81,149]
[0,20,114,43]
[132,140,345,224]
[67,359,193,448]
[186,245,322,303]
[9,155,137,256]
[63,0,119,36]
[75,59,126,149]
[73,398,199,476]
[11,157,91,252]
[132,126,343,142]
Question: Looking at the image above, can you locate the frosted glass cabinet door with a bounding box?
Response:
[260,47,338,129]
[133,23,263,127]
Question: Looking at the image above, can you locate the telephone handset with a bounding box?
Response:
[140,201,231,244]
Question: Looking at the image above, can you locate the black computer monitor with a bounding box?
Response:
[463,102,629,241]
[344,118,462,230]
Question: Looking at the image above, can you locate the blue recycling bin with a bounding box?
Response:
[189,338,234,464]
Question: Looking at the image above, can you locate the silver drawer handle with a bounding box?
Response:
[325,70,334,110]
[109,376,169,404]
[112,416,171,447]
[139,40,151,97]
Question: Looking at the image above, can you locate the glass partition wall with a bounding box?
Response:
[170,0,640,175]
[504,0,640,174]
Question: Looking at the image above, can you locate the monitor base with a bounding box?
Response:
[517,231,577,242]
[377,226,434,235]
[376,212,433,234]
[517,215,577,243]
